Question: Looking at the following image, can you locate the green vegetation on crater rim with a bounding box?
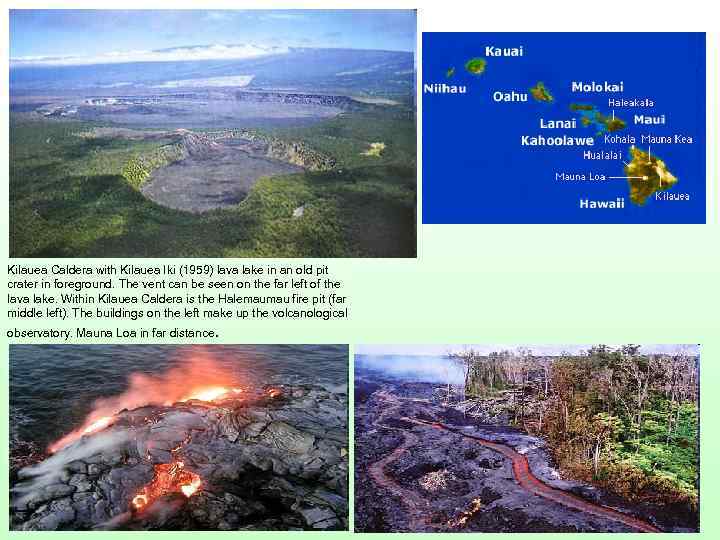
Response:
[464,58,487,75]
[530,81,554,103]
[115,129,337,192]
[121,143,185,190]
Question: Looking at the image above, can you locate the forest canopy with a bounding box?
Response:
[448,345,699,513]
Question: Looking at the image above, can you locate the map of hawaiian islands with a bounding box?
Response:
[426,45,695,209]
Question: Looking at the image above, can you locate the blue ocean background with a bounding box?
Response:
[422,32,706,224]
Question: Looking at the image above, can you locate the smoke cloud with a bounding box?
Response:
[355,354,465,384]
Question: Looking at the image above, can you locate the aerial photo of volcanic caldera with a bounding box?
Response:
[355,344,699,533]
[9,10,417,257]
[10,344,348,531]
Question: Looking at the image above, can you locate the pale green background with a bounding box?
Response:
[3,229,716,537]
[2,3,719,540]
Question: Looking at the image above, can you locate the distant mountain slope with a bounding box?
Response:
[10,47,415,97]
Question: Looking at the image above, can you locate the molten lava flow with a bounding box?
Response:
[48,416,117,454]
[48,354,245,453]
[132,493,148,509]
[448,498,484,527]
[180,476,202,497]
[83,416,114,434]
[132,461,202,511]
[175,386,242,404]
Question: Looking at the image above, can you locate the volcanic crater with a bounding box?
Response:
[75,126,336,214]
[139,132,309,213]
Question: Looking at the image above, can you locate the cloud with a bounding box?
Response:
[259,13,305,20]
[152,75,254,88]
[11,43,289,67]
[204,11,233,22]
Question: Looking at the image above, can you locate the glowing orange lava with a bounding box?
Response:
[132,493,148,509]
[48,415,117,454]
[83,416,114,434]
[175,386,243,404]
[47,354,245,453]
[180,476,202,497]
[132,461,202,511]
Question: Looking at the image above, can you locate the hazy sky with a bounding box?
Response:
[356,344,701,356]
[10,9,416,64]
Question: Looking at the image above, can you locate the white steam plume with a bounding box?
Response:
[12,430,131,505]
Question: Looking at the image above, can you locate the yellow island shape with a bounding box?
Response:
[624,146,678,206]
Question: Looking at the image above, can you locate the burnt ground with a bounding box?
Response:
[11,385,348,531]
[354,377,696,533]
